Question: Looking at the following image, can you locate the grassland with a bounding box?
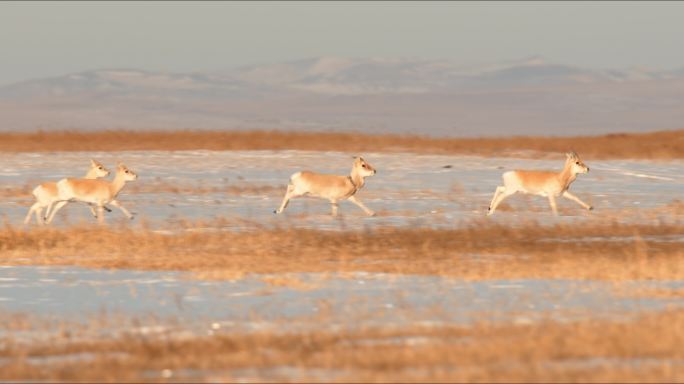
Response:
[1,128,684,159]
[1,308,683,382]
[2,219,683,281]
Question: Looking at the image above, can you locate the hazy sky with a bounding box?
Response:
[2,1,684,86]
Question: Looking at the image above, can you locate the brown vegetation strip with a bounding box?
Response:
[1,309,683,382]
[2,129,684,159]
[1,220,683,281]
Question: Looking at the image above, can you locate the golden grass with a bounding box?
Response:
[1,309,683,382]
[2,219,683,281]
[2,129,684,159]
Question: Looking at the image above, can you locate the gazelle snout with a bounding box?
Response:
[91,161,110,178]
[118,164,139,181]
[356,157,376,177]
[572,160,589,174]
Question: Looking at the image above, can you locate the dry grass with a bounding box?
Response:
[2,129,684,159]
[2,220,683,281]
[1,309,683,382]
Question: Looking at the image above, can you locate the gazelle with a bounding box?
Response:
[46,163,138,225]
[487,151,592,216]
[23,159,111,225]
[275,156,377,217]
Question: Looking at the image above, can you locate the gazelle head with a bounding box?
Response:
[353,156,376,177]
[117,162,138,181]
[566,151,589,174]
[90,159,110,178]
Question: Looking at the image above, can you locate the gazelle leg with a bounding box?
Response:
[85,203,109,219]
[97,205,105,225]
[36,206,45,226]
[275,184,296,214]
[488,186,504,213]
[24,203,40,225]
[562,191,593,211]
[43,202,54,223]
[330,199,339,217]
[488,187,514,216]
[110,199,134,220]
[548,195,559,216]
[348,195,375,216]
[46,201,69,224]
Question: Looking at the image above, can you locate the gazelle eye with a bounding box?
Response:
[575,162,580,165]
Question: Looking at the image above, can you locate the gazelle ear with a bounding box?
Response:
[90,159,97,166]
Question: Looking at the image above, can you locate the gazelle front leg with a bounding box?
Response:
[548,195,559,216]
[562,191,593,211]
[348,196,375,216]
[330,199,339,217]
[488,187,515,216]
[24,203,40,225]
[46,200,69,224]
[275,184,295,214]
[97,205,105,225]
[109,199,134,220]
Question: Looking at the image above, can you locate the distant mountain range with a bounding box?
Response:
[1,56,683,136]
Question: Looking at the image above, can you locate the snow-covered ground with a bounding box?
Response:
[1,150,683,229]
[1,265,682,340]
[1,150,683,353]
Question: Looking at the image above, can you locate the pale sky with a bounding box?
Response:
[2,1,684,86]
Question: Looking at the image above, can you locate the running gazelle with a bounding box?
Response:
[487,151,592,216]
[275,156,377,216]
[46,163,138,225]
[24,159,110,225]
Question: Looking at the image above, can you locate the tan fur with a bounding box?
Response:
[488,152,592,216]
[275,157,377,216]
[46,163,138,225]
[24,160,110,225]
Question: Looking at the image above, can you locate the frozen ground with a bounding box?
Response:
[1,265,683,340]
[1,150,683,378]
[1,150,683,230]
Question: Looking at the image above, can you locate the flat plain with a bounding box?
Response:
[1,131,683,382]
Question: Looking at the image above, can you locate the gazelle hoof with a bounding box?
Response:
[588,206,594,211]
